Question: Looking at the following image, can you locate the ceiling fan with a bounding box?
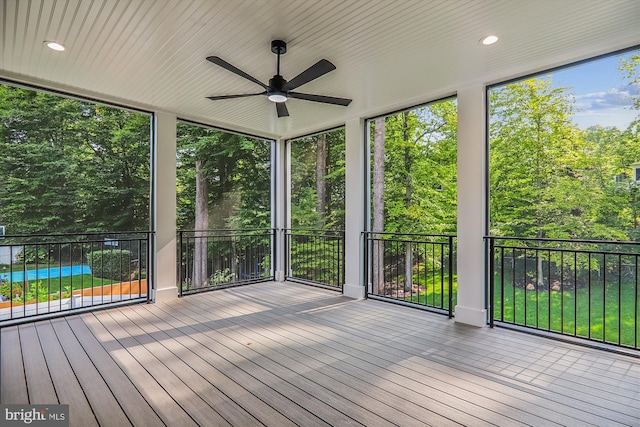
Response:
[206,40,352,118]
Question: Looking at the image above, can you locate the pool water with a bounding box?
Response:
[2,265,92,282]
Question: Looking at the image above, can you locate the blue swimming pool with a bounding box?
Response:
[2,265,92,282]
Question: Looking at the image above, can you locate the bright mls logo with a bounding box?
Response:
[1,405,68,426]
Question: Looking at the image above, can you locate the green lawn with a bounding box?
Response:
[493,279,640,347]
[406,274,458,310]
[1,274,119,302]
[403,272,638,348]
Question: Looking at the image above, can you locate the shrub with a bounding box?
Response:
[87,249,131,281]
[0,281,21,300]
[16,246,49,264]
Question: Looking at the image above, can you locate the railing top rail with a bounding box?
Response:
[485,235,640,246]
[2,231,154,239]
[179,228,273,233]
[283,228,345,233]
[364,231,456,238]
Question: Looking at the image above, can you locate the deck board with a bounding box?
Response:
[0,326,28,403]
[18,322,57,403]
[184,288,499,426]
[1,281,639,427]
[201,289,553,426]
[158,300,373,426]
[63,316,165,427]
[80,312,198,427]
[33,321,98,427]
[118,305,300,427]
[221,284,640,425]
[207,287,575,426]
[95,308,238,426]
[49,317,132,427]
[142,303,331,427]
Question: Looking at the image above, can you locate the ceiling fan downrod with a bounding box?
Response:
[269,40,288,102]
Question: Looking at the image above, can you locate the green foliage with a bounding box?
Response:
[0,281,54,303]
[176,123,271,230]
[15,246,49,264]
[0,281,19,299]
[493,279,639,346]
[0,85,151,234]
[290,128,346,230]
[489,58,640,241]
[619,53,640,112]
[0,274,117,302]
[406,273,458,309]
[86,249,132,281]
[22,281,52,303]
[371,99,458,235]
[207,268,234,287]
[288,235,343,286]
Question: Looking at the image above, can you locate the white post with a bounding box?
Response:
[455,85,487,326]
[272,138,289,281]
[343,118,366,299]
[153,112,178,302]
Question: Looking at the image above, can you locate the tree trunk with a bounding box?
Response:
[372,118,386,294]
[403,112,413,292]
[535,117,545,288]
[405,243,413,293]
[194,159,209,288]
[316,133,327,223]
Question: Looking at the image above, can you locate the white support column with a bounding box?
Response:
[343,118,366,299]
[272,138,289,281]
[153,112,178,302]
[455,85,487,326]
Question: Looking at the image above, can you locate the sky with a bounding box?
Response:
[550,51,639,130]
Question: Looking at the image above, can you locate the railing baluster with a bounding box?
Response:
[486,236,640,351]
[635,254,638,349]
[448,236,453,319]
[175,229,275,296]
[489,237,495,327]
[0,231,153,325]
[358,232,456,317]
[618,254,622,345]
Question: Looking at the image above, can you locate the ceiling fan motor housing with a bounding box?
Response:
[271,40,287,55]
[269,74,287,95]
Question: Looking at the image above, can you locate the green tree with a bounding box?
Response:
[75,108,150,231]
[371,99,457,292]
[382,101,457,235]
[490,77,606,240]
[290,128,345,230]
[0,85,150,235]
[176,123,271,288]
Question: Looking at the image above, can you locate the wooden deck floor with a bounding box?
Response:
[1,281,639,426]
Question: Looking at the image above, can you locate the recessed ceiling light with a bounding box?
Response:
[44,41,66,51]
[481,35,499,45]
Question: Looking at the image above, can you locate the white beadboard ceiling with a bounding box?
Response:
[1,0,639,139]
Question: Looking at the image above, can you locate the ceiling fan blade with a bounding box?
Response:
[206,56,268,90]
[276,102,289,117]
[206,92,266,101]
[288,92,352,106]
[282,59,336,91]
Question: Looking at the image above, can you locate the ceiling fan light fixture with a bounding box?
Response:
[44,41,66,51]
[268,92,288,103]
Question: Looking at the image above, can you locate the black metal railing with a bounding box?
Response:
[284,228,345,290]
[488,236,640,350]
[178,229,274,295]
[0,231,152,324]
[364,232,455,317]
